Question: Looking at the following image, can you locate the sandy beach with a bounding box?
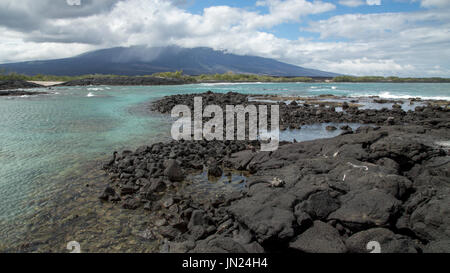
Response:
[27,81,65,87]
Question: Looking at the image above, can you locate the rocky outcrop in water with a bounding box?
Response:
[0,80,44,91]
[58,76,190,87]
[151,91,450,129]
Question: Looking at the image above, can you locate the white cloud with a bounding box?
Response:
[238,0,336,29]
[366,0,381,5]
[420,0,450,8]
[0,0,448,77]
[339,0,365,7]
[303,10,450,76]
[339,0,380,7]
[322,58,415,76]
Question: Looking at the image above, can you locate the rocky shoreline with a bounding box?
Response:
[151,91,450,129]
[101,92,450,253]
[0,80,45,93]
[57,76,191,87]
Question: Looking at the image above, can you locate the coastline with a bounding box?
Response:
[2,75,450,92]
[1,87,449,253]
[99,92,450,253]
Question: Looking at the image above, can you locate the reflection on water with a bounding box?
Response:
[184,169,248,204]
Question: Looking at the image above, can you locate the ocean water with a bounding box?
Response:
[0,82,449,251]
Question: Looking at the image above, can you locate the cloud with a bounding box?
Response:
[339,0,365,7]
[322,58,415,75]
[0,0,120,32]
[420,0,450,8]
[303,9,450,76]
[0,0,448,77]
[366,0,381,5]
[66,0,82,6]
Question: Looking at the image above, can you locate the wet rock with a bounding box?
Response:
[342,102,349,110]
[340,125,351,131]
[208,163,223,177]
[99,186,120,202]
[326,125,337,131]
[289,221,347,253]
[122,198,140,210]
[164,160,185,182]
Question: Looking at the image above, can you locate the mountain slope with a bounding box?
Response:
[0,46,339,77]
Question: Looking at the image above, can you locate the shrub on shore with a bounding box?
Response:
[1,69,449,83]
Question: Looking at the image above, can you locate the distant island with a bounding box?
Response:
[1,46,449,84]
[1,71,450,90]
[0,46,339,78]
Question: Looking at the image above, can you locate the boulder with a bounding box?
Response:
[346,228,417,253]
[289,221,347,253]
[164,159,185,182]
[208,164,223,177]
[297,190,341,220]
[228,199,295,243]
[328,189,401,230]
[99,186,120,202]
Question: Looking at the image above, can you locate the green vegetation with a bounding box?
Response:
[0,69,128,82]
[333,75,450,83]
[1,69,450,83]
[153,71,314,82]
[0,69,313,83]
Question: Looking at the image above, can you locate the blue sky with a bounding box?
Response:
[182,0,425,40]
[0,0,449,76]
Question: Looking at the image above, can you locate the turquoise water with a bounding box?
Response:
[0,82,449,249]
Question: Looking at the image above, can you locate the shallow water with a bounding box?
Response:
[1,82,449,252]
[280,123,367,143]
